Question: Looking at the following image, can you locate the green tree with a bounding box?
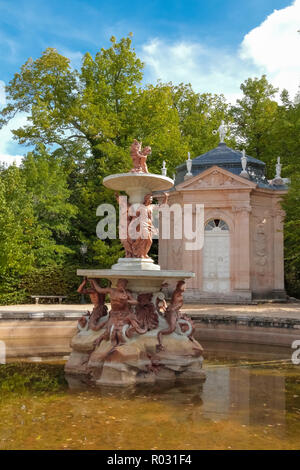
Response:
[0,37,190,264]
[171,83,234,157]
[0,37,144,173]
[0,165,35,277]
[21,144,77,263]
[0,164,54,303]
[277,97,300,298]
[127,83,188,174]
[231,75,279,175]
[282,174,300,297]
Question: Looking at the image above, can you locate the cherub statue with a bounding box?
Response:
[130,139,151,173]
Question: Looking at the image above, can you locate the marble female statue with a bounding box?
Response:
[275,157,282,179]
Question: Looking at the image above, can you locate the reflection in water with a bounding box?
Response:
[0,348,300,449]
[200,367,286,428]
[64,359,298,449]
[201,368,230,421]
[66,364,287,429]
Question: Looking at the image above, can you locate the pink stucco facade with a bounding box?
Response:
[158,166,287,302]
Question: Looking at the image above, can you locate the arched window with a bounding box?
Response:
[205,219,229,232]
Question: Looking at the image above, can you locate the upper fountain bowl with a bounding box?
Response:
[103,172,174,203]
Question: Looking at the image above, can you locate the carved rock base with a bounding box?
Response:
[66,279,205,387]
[65,330,205,386]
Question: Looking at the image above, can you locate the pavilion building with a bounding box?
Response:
[158,139,288,302]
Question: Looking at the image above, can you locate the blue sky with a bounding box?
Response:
[0,0,299,164]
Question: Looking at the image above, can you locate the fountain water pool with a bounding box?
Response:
[1,345,300,450]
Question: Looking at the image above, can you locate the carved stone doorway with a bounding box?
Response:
[203,219,230,293]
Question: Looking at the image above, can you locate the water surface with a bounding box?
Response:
[0,344,299,450]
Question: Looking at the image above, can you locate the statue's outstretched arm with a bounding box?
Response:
[77,278,87,294]
[89,279,111,295]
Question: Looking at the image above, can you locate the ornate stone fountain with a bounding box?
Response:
[65,140,205,386]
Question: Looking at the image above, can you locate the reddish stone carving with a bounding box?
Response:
[68,278,205,384]
[177,313,195,337]
[156,291,167,315]
[130,193,155,258]
[77,278,108,331]
[130,139,151,173]
[156,280,185,351]
[89,279,146,349]
[78,314,89,330]
[156,281,199,352]
[115,192,168,259]
[136,293,159,331]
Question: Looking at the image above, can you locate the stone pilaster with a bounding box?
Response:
[272,208,286,294]
[232,205,252,299]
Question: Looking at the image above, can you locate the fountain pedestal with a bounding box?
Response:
[65,143,205,386]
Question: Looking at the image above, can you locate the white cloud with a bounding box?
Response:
[0,153,24,166]
[141,39,250,103]
[141,0,300,102]
[0,112,28,167]
[240,0,300,97]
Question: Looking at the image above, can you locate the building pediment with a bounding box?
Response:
[175,166,257,191]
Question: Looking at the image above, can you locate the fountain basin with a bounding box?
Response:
[77,268,195,293]
[103,172,174,203]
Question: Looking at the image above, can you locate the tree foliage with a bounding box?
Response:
[231,75,279,173]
